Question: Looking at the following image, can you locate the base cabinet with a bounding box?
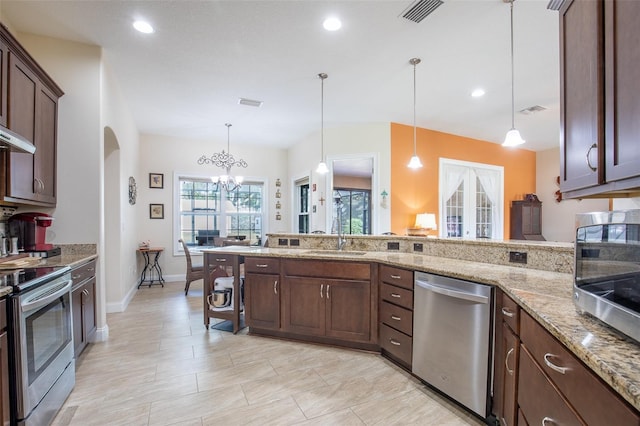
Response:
[244,257,280,331]
[0,299,9,426]
[378,265,413,370]
[71,260,97,357]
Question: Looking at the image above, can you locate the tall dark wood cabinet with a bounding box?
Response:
[0,23,63,207]
[559,0,640,199]
[510,200,544,241]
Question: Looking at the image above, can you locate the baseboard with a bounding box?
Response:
[93,324,110,342]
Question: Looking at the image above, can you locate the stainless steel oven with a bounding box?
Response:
[574,210,640,343]
[5,266,75,425]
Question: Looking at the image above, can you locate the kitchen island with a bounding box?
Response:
[202,241,640,415]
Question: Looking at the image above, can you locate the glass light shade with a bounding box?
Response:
[236,176,244,184]
[503,128,525,147]
[415,213,437,230]
[407,155,423,169]
[316,161,329,174]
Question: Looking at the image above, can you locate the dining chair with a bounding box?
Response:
[179,239,204,295]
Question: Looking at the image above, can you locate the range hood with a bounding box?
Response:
[0,127,36,154]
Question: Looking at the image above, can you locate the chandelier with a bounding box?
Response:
[197,123,248,192]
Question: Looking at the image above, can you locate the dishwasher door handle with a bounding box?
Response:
[415,280,489,304]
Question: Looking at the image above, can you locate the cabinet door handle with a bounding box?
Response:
[501,307,514,318]
[83,288,90,296]
[256,264,268,268]
[543,353,568,375]
[541,416,556,426]
[215,258,227,262]
[390,293,401,298]
[320,284,324,299]
[87,267,95,272]
[390,315,401,321]
[273,280,278,295]
[389,339,401,346]
[586,143,597,172]
[390,274,401,279]
[326,285,330,299]
[505,348,515,376]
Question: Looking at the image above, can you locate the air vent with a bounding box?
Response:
[400,0,444,23]
[519,105,547,115]
[238,98,263,108]
[546,0,564,11]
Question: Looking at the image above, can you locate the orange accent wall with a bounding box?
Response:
[390,123,536,237]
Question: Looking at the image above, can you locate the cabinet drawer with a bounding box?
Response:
[518,346,583,426]
[379,265,413,289]
[380,282,413,310]
[500,292,519,334]
[0,299,5,330]
[380,323,412,367]
[521,311,639,425]
[71,259,96,286]
[380,301,412,336]
[245,257,280,274]
[207,254,235,267]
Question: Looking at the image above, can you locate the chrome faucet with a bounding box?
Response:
[334,194,347,250]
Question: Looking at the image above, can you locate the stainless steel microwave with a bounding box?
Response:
[574,210,640,343]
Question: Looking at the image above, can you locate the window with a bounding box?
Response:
[177,175,264,248]
[439,159,503,239]
[334,188,371,235]
[295,178,310,234]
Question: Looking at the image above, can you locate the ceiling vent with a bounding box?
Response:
[546,0,564,11]
[400,0,444,23]
[519,105,547,115]
[238,98,263,108]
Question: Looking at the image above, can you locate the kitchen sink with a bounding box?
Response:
[305,250,368,256]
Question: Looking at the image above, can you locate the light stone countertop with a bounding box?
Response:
[203,246,640,412]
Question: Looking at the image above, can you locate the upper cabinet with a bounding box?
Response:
[0,23,63,207]
[559,0,640,199]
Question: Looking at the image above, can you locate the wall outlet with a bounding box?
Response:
[387,242,400,251]
[413,243,423,252]
[509,251,527,264]
[278,238,288,246]
[290,239,300,246]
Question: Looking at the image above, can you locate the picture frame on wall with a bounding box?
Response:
[149,173,164,189]
[149,204,164,219]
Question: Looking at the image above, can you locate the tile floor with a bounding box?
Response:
[52,281,485,426]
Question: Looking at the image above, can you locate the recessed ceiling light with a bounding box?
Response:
[133,20,154,34]
[323,17,342,31]
[471,88,485,98]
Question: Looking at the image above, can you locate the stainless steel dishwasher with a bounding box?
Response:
[412,271,493,419]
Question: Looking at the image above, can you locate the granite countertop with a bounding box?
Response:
[203,246,640,411]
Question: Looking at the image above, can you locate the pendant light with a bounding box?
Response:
[407,58,423,169]
[316,73,329,174]
[197,123,248,192]
[502,0,525,147]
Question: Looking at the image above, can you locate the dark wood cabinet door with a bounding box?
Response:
[71,285,84,357]
[0,37,7,128]
[245,272,280,330]
[0,330,8,426]
[83,278,97,343]
[33,84,58,204]
[559,0,603,193]
[325,279,370,342]
[500,323,519,426]
[8,52,37,200]
[604,0,640,183]
[282,277,325,336]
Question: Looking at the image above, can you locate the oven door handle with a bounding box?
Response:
[21,279,73,313]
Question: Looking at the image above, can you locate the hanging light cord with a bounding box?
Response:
[226,123,231,155]
[413,60,417,155]
[319,73,327,162]
[509,0,515,130]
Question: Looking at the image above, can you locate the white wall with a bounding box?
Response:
[288,123,391,234]
[536,148,609,242]
[137,133,287,278]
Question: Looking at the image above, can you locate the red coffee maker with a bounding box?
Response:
[8,212,55,251]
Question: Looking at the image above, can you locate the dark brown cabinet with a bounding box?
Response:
[0,298,9,426]
[71,260,97,357]
[492,290,520,426]
[378,265,413,370]
[518,310,639,426]
[559,0,640,198]
[244,257,280,331]
[510,201,544,241]
[0,23,63,207]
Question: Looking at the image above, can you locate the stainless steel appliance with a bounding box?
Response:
[2,266,75,425]
[412,272,493,419]
[574,210,640,343]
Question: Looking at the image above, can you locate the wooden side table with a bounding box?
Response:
[137,247,165,288]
